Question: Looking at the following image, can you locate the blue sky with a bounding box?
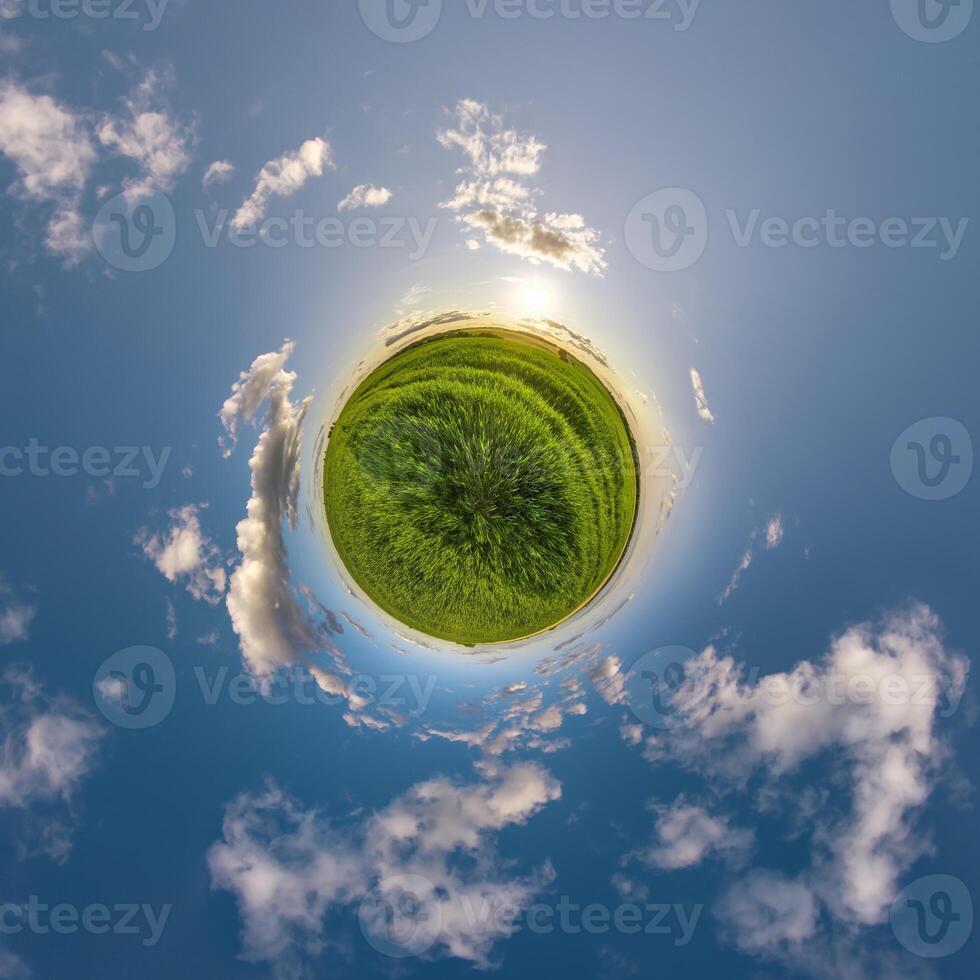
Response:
[0,1,978,978]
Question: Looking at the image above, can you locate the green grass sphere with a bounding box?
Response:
[323,330,638,644]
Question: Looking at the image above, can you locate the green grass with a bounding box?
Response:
[323,329,638,645]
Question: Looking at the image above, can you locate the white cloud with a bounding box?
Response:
[438,99,605,275]
[219,342,314,677]
[462,209,605,275]
[438,99,545,177]
[0,577,36,646]
[718,548,753,604]
[397,282,431,313]
[764,513,784,549]
[588,654,626,706]
[0,25,23,56]
[420,675,588,757]
[202,159,235,189]
[97,68,193,204]
[165,598,178,639]
[231,138,334,231]
[208,762,560,977]
[94,674,126,706]
[718,512,784,603]
[135,504,227,605]
[716,870,819,954]
[0,80,97,264]
[639,604,968,930]
[689,368,715,423]
[0,669,105,861]
[44,206,90,260]
[337,183,391,210]
[634,798,753,871]
[0,949,28,979]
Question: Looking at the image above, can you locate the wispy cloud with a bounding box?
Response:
[338,183,391,210]
[630,798,754,871]
[135,504,227,605]
[0,80,97,264]
[438,99,605,275]
[718,512,784,603]
[97,67,194,204]
[231,138,333,231]
[208,761,559,976]
[635,604,968,942]
[0,65,192,263]
[202,159,235,189]
[689,368,715,423]
[397,282,432,314]
[0,576,36,646]
[0,668,106,862]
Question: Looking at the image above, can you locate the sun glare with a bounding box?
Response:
[515,279,556,317]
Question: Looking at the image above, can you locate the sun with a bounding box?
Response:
[514,278,556,317]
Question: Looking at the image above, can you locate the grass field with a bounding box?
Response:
[323,329,638,645]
